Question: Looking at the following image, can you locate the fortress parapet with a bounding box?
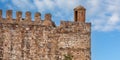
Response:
[0,5,87,27]
[25,11,31,22]
[0,10,2,20]
[43,13,55,27]
[0,10,56,26]
[16,11,22,22]
[0,5,91,60]
[34,12,41,24]
[6,10,12,21]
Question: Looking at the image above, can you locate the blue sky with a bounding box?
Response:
[0,0,120,60]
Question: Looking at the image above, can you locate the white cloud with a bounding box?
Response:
[90,0,120,32]
[102,13,120,31]
[86,0,100,15]
[33,0,45,12]
[92,12,120,31]
[33,0,80,22]
[107,13,119,25]
[9,0,120,32]
[11,0,35,10]
[33,0,56,12]
[56,0,79,11]
[33,0,80,12]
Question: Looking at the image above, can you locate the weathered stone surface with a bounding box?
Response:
[43,13,56,27]
[0,10,2,20]
[0,6,91,60]
[16,11,22,22]
[6,10,12,20]
[34,12,42,25]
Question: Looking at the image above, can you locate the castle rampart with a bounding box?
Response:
[0,10,56,26]
[0,6,91,60]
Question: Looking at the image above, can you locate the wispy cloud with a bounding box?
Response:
[0,0,120,32]
[33,0,80,12]
[91,0,120,32]
[93,13,120,31]
[33,0,57,12]
[11,0,36,11]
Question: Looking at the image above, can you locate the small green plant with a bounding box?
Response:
[63,54,73,60]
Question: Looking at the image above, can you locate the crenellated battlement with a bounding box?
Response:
[0,5,87,27]
[0,10,56,26]
[0,6,91,60]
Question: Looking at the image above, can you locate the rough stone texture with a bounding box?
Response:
[43,13,56,27]
[0,10,2,20]
[0,6,91,60]
[16,11,22,22]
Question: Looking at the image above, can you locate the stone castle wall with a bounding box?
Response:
[0,6,91,60]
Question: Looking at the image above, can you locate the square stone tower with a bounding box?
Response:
[0,6,91,60]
